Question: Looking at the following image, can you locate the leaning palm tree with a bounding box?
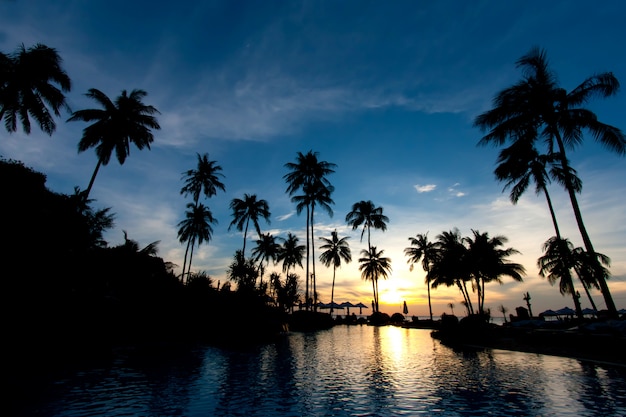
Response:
[67,88,161,200]
[464,230,525,315]
[319,230,352,313]
[358,246,391,313]
[475,47,625,316]
[284,150,336,309]
[277,232,305,282]
[538,236,583,319]
[404,233,438,321]
[346,200,389,251]
[570,246,611,312]
[179,153,225,281]
[1,43,71,135]
[177,202,216,283]
[228,193,271,257]
[252,232,281,287]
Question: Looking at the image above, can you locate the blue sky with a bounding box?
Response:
[2,0,625,316]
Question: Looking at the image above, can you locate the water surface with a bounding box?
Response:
[18,325,626,416]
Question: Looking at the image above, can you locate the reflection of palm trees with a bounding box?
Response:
[358,246,392,313]
[319,230,351,314]
[228,194,271,257]
[404,233,437,321]
[179,153,225,282]
[475,47,625,316]
[1,43,71,135]
[177,203,216,283]
[68,88,160,200]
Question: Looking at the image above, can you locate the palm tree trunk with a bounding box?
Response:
[186,238,196,283]
[310,206,317,311]
[331,266,336,314]
[305,204,310,310]
[554,132,617,316]
[426,274,433,321]
[180,238,191,283]
[242,219,249,256]
[84,158,103,201]
[371,279,377,313]
[543,187,562,238]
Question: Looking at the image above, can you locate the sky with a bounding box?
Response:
[1,0,625,317]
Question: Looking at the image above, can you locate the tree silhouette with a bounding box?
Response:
[404,233,438,320]
[319,230,351,313]
[358,246,391,313]
[228,193,271,257]
[68,88,160,200]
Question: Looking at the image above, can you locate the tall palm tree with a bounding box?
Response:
[464,230,525,315]
[430,229,474,315]
[358,246,391,313]
[319,230,352,313]
[284,150,336,309]
[345,200,389,251]
[252,232,281,287]
[179,153,225,281]
[475,47,625,316]
[228,193,271,256]
[292,182,334,309]
[277,232,305,279]
[1,43,71,135]
[67,88,160,200]
[177,202,216,283]
[404,233,438,320]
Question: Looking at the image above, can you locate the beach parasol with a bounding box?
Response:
[556,306,575,316]
[581,307,597,316]
[355,302,368,315]
[403,301,408,315]
[539,309,558,317]
[340,301,356,315]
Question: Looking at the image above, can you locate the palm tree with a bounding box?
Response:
[358,246,391,313]
[228,193,271,256]
[538,236,584,319]
[284,150,336,309]
[475,47,625,316]
[498,304,509,323]
[571,246,611,311]
[448,302,455,316]
[404,233,438,320]
[464,230,525,315]
[176,202,216,283]
[292,181,334,309]
[277,232,305,279]
[179,153,225,281]
[318,230,352,313]
[252,232,281,287]
[1,43,71,135]
[430,229,474,315]
[345,200,389,251]
[67,88,161,200]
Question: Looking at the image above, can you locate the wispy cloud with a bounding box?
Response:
[414,184,436,193]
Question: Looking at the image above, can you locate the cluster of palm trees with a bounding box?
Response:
[405,229,525,319]
[3,43,623,318]
[474,47,625,318]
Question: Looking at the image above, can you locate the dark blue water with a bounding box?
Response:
[17,325,626,416]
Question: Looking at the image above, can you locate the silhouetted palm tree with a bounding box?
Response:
[571,246,611,311]
[68,88,160,200]
[430,229,474,315]
[319,230,352,313]
[464,230,525,315]
[177,202,216,283]
[179,153,225,281]
[252,232,281,287]
[346,200,389,251]
[1,43,71,135]
[292,181,334,309]
[404,233,438,320]
[284,150,336,309]
[475,47,625,316]
[538,236,584,319]
[277,232,305,279]
[358,246,391,313]
[228,193,271,256]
